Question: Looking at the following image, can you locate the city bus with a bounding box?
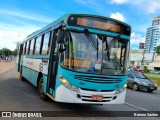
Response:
[16,13,131,104]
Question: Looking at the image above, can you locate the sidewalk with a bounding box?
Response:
[0,60,16,74]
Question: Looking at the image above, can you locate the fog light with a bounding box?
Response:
[112,96,117,100]
[124,84,127,88]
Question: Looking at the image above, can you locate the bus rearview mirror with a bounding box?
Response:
[57,29,65,44]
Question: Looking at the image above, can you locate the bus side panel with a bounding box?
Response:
[22,66,31,82]
[16,64,19,72]
[30,69,39,87]
[22,65,39,87]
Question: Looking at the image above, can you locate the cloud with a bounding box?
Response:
[0,8,56,50]
[0,23,40,50]
[110,12,125,22]
[109,0,128,4]
[0,8,53,23]
[130,32,145,46]
[108,0,160,13]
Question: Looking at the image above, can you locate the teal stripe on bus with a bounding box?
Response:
[66,26,130,40]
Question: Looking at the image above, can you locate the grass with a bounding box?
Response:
[145,73,160,87]
[157,82,160,86]
[145,72,160,76]
[147,76,160,81]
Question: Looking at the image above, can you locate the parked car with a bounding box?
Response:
[133,68,144,74]
[127,70,157,92]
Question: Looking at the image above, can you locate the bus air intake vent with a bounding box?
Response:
[74,75,122,84]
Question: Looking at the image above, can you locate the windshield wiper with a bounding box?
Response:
[84,29,99,60]
[84,29,98,50]
[107,35,121,49]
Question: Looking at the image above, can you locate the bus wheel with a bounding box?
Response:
[38,77,47,100]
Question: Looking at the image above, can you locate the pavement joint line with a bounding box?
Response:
[0,68,15,75]
[125,102,155,114]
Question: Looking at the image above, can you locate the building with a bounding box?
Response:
[148,55,160,70]
[144,16,160,53]
[129,50,153,69]
[139,42,144,49]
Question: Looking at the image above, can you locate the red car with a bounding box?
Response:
[134,68,144,74]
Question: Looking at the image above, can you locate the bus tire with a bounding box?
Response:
[38,77,47,100]
[20,67,25,81]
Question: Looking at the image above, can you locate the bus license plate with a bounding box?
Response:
[91,95,103,101]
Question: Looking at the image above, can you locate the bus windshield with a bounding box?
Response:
[60,31,129,75]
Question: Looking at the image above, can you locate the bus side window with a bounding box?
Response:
[25,42,29,55]
[41,32,50,54]
[29,39,35,55]
[35,36,42,54]
[23,42,26,55]
[28,40,31,55]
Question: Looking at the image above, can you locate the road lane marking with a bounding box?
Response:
[125,102,155,114]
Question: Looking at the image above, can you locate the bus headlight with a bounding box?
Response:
[115,84,127,94]
[59,75,80,93]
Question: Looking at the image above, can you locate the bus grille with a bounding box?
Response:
[77,94,113,102]
[74,75,122,84]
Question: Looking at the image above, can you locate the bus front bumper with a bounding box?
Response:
[55,85,126,104]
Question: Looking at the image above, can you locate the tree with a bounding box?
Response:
[0,48,12,60]
[12,49,18,56]
[156,45,160,55]
[0,49,3,56]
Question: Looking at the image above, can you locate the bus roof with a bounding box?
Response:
[21,13,131,43]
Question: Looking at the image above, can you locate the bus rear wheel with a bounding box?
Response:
[38,77,47,100]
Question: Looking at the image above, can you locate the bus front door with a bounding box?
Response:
[17,44,23,72]
[47,30,59,95]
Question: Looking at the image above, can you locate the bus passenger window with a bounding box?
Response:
[23,42,27,55]
[35,36,42,54]
[42,32,50,54]
[26,42,29,55]
[29,39,35,55]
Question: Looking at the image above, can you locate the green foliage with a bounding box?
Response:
[0,48,12,56]
[0,49,3,56]
[0,48,17,56]
[12,49,18,56]
[156,45,160,55]
[143,66,148,73]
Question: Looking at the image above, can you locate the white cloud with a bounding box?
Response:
[0,23,40,50]
[108,0,160,13]
[0,9,53,23]
[110,12,125,22]
[0,8,56,50]
[109,0,129,4]
[130,32,145,46]
[145,1,160,13]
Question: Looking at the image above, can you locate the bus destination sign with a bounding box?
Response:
[68,15,131,36]
[77,17,121,33]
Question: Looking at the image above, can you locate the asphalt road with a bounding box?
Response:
[0,69,160,120]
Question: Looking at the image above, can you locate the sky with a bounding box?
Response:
[0,0,160,50]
